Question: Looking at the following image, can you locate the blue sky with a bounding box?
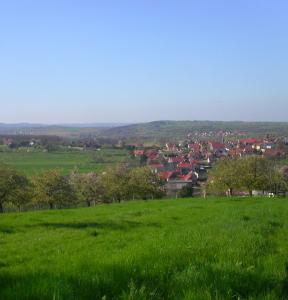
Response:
[0,0,288,123]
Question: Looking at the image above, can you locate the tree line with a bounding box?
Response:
[1,156,287,213]
[0,164,165,213]
[208,156,288,196]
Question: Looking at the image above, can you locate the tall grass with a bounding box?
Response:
[0,197,288,299]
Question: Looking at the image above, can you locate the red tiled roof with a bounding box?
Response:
[188,143,201,152]
[146,150,158,156]
[134,150,145,155]
[243,145,254,153]
[168,156,184,163]
[178,172,195,181]
[209,141,226,149]
[147,153,158,160]
[178,162,195,169]
[159,171,175,180]
[240,138,260,144]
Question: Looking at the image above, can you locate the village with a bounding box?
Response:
[133,136,288,197]
[1,131,288,198]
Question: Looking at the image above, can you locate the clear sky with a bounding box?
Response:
[1,0,288,123]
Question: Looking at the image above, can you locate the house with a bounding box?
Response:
[240,138,260,145]
[177,162,196,175]
[208,141,228,157]
[168,156,184,164]
[208,141,225,150]
[3,138,13,146]
[188,150,202,160]
[242,145,255,155]
[228,148,243,157]
[133,150,145,156]
[146,150,159,161]
[159,171,198,197]
[262,142,275,150]
[165,143,177,152]
[149,163,165,173]
[188,143,202,153]
[159,171,178,181]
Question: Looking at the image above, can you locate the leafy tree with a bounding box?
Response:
[70,171,105,206]
[128,167,164,200]
[208,157,241,196]
[139,154,148,166]
[10,174,32,211]
[178,185,193,198]
[0,165,30,213]
[33,170,76,209]
[239,156,272,196]
[263,161,286,195]
[102,165,164,202]
[102,164,131,202]
[209,156,286,196]
[282,166,288,182]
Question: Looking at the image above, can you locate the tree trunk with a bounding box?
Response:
[87,201,91,207]
[49,203,54,209]
[0,202,3,213]
[249,190,253,196]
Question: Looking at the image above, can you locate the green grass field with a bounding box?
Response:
[0,197,288,299]
[0,149,128,175]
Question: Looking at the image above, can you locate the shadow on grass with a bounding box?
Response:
[0,226,15,234]
[242,215,251,221]
[33,220,161,232]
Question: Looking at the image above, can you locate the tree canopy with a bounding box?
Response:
[208,156,287,196]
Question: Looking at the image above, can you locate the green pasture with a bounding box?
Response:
[0,197,288,299]
[0,149,128,175]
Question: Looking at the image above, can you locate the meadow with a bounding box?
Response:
[0,197,288,299]
[0,148,128,175]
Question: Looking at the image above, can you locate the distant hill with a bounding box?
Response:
[0,123,127,129]
[1,121,288,140]
[101,120,288,140]
[0,123,128,137]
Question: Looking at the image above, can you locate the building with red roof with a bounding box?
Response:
[240,138,260,145]
[133,150,145,156]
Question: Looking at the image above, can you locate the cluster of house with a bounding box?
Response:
[133,137,287,197]
[188,130,244,138]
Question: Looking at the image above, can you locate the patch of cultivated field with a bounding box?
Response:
[0,197,288,299]
[0,149,128,175]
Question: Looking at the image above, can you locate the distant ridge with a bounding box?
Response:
[101,120,288,140]
[0,123,128,129]
[0,123,129,137]
[1,120,288,139]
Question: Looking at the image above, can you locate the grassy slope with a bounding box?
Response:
[0,149,128,175]
[0,197,288,299]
